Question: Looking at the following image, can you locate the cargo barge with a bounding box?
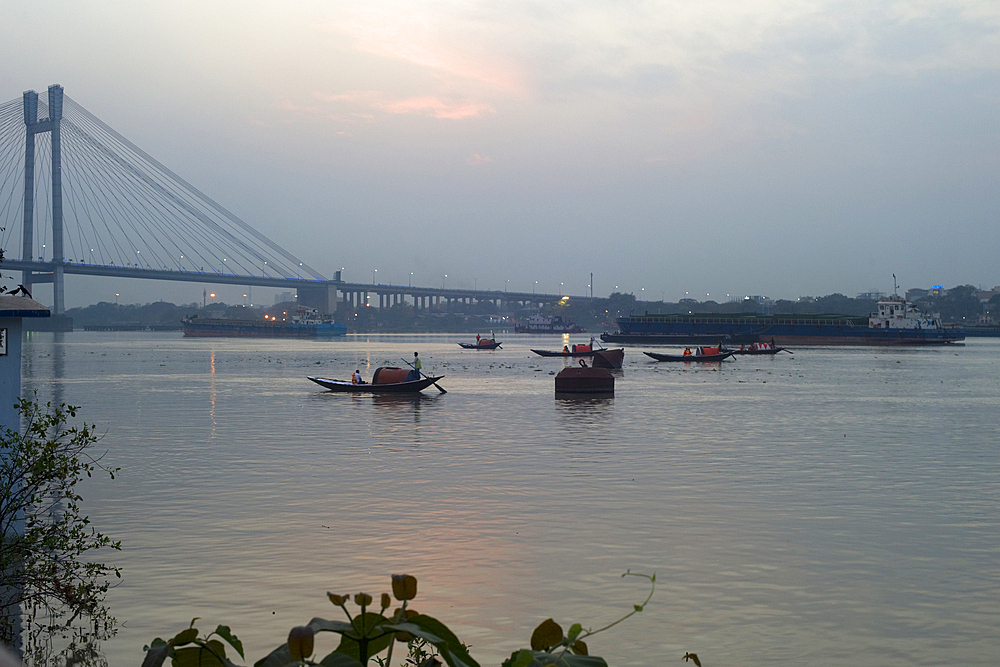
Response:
[601,295,964,346]
[182,307,346,338]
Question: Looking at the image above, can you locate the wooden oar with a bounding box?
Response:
[401,358,447,393]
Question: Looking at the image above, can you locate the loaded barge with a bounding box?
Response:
[183,307,346,338]
[602,295,963,346]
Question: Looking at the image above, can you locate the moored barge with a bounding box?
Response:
[602,295,963,346]
[183,307,346,338]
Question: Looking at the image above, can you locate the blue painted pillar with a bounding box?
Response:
[0,297,49,429]
[0,296,49,654]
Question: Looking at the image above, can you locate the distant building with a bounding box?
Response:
[856,291,886,301]
[274,291,294,304]
[975,287,1000,303]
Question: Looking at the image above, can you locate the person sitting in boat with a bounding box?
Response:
[683,347,692,357]
[563,345,570,353]
[352,369,364,385]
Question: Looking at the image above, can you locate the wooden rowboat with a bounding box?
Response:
[728,345,790,355]
[458,340,502,349]
[530,348,595,357]
[643,351,734,362]
[307,373,444,393]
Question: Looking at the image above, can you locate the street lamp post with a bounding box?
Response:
[442,274,447,288]
[409,272,413,287]
[373,269,378,284]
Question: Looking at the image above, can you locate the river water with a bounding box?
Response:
[20,332,1000,666]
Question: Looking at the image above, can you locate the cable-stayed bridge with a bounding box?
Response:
[0,84,569,328]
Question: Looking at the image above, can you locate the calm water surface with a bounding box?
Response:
[21,332,1000,666]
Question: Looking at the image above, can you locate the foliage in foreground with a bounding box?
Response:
[142,571,688,667]
[0,397,121,662]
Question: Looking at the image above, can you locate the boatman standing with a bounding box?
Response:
[411,351,422,381]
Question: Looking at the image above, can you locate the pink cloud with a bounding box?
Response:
[377,96,495,119]
[315,91,494,120]
[467,153,493,165]
[279,99,320,113]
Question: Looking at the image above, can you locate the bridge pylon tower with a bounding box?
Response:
[22,84,65,315]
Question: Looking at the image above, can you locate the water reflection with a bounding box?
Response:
[376,393,425,424]
[371,392,432,408]
[554,393,615,418]
[208,347,217,439]
[51,331,65,407]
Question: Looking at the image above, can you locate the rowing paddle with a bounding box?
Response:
[401,357,447,393]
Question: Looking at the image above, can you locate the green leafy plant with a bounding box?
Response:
[142,619,244,667]
[142,571,683,667]
[142,574,477,667]
[502,571,655,667]
[0,396,121,662]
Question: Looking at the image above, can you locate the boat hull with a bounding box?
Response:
[644,351,735,362]
[531,348,595,357]
[459,342,502,349]
[307,375,443,393]
[184,318,346,338]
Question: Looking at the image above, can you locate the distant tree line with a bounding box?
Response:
[63,284,990,332]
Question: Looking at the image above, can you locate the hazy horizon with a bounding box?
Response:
[2,1,998,309]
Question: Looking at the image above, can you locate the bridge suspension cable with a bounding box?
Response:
[0,92,325,281]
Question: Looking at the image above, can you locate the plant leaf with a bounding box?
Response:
[330,614,394,663]
[319,651,365,667]
[530,619,563,651]
[215,625,245,658]
[140,644,171,667]
[173,645,229,667]
[172,628,200,646]
[504,649,535,667]
[383,616,480,667]
[310,618,357,634]
[503,651,608,667]
[253,644,293,667]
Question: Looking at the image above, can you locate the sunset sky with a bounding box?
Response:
[3,0,998,305]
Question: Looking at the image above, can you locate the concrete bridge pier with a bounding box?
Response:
[297,283,339,316]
